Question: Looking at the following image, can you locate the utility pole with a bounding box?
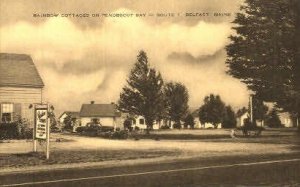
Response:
[250,95,253,123]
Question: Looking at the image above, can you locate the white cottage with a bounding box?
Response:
[191,109,222,129]
[79,103,122,129]
[131,115,159,130]
[0,53,44,126]
[237,112,249,127]
[58,111,80,124]
[278,112,296,128]
[58,111,80,131]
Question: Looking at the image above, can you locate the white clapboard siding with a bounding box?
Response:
[0,86,43,126]
[0,87,42,103]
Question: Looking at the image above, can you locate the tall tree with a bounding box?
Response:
[198,94,226,128]
[222,106,237,128]
[226,0,300,118]
[184,113,195,129]
[265,109,282,128]
[251,96,268,121]
[164,82,189,124]
[118,51,165,130]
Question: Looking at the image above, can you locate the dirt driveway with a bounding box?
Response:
[0,131,299,170]
[2,132,297,156]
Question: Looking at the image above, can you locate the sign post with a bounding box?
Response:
[34,104,50,159]
[46,108,50,159]
[249,95,253,123]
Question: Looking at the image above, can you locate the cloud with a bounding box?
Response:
[159,50,249,111]
[167,48,224,64]
[0,8,249,114]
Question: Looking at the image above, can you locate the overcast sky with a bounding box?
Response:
[0,0,249,115]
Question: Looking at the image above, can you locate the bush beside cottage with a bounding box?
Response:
[0,119,33,140]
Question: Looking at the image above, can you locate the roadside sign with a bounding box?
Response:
[34,105,48,140]
[33,104,51,159]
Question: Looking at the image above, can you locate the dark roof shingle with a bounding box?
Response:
[80,104,121,117]
[0,53,44,88]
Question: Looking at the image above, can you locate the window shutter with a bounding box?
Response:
[13,103,22,121]
[0,103,2,122]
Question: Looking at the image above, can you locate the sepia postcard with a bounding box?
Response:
[0,0,299,186]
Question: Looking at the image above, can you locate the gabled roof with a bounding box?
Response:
[237,111,249,118]
[277,111,292,118]
[238,112,249,118]
[0,53,44,88]
[191,109,199,118]
[59,111,80,119]
[80,104,121,117]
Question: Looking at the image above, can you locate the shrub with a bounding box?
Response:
[173,123,181,129]
[51,126,61,133]
[184,114,195,129]
[0,123,19,139]
[20,127,33,139]
[110,130,129,139]
[85,125,101,132]
[81,124,101,136]
[183,123,189,129]
[102,131,113,138]
[0,119,32,140]
[160,125,170,129]
[76,126,86,133]
[237,118,265,136]
[76,125,116,137]
[134,126,140,131]
[123,119,132,131]
[265,109,283,128]
[101,126,114,132]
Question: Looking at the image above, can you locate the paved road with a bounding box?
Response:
[1,156,300,187]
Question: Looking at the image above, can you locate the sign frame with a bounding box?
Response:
[34,104,48,140]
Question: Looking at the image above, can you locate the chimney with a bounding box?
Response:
[91,101,95,104]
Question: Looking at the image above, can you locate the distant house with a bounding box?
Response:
[79,103,122,130]
[58,111,80,124]
[278,112,296,128]
[58,111,80,131]
[0,53,44,126]
[236,112,249,127]
[191,109,222,129]
[131,115,159,130]
[236,111,266,127]
[191,109,201,128]
[132,115,145,129]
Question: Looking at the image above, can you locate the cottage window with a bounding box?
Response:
[91,118,100,125]
[139,118,145,125]
[1,103,14,122]
[132,119,136,125]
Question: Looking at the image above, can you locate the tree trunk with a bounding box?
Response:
[297,117,300,133]
[145,117,153,135]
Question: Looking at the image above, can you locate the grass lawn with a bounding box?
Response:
[0,129,299,170]
[0,149,180,168]
[131,127,300,140]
